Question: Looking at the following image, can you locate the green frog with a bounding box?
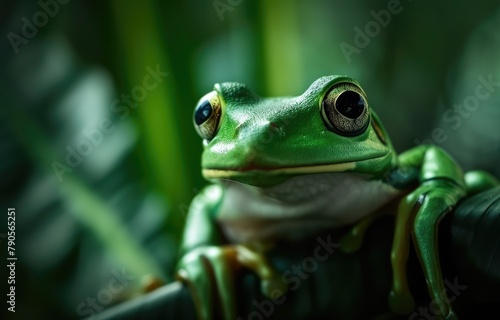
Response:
[176,75,498,320]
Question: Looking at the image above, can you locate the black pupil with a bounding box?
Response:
[335,91,365,119]
[194,100,212,125]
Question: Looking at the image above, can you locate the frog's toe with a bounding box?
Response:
[176,257,214,320]
[203,247,237,320]
[235,245,287,297]
[388,289,414,315]
[260,274,287,298]
[340,230,363,253]
[176,246,237,320]
[140,274,164,293]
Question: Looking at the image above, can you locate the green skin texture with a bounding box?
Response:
[177,76,498,320]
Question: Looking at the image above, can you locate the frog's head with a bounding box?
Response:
[193,75,397,187]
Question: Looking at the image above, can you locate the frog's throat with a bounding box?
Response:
[202,161,356,179]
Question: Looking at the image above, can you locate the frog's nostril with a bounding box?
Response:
[268,121,285,136]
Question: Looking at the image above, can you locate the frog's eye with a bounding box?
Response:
[321,83,370,136]
[193,91,222,140]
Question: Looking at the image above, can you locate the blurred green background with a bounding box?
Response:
[1,0,500,319]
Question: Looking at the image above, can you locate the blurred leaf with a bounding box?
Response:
[0,34,173,319]
[110,0,191,235]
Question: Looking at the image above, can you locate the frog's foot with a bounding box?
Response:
[176,245,285,320]
[141,274,164,293]
[341,209,390,253]
[464,170,499,195]
[390,179,464,319]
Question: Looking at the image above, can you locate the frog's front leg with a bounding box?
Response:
[177,244,284,320]
[390,145,466,319]
[176,185,285,320]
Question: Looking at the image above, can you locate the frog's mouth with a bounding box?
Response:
[202,161,356,180]
[202,161,363,188]
[202,151,395,187]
